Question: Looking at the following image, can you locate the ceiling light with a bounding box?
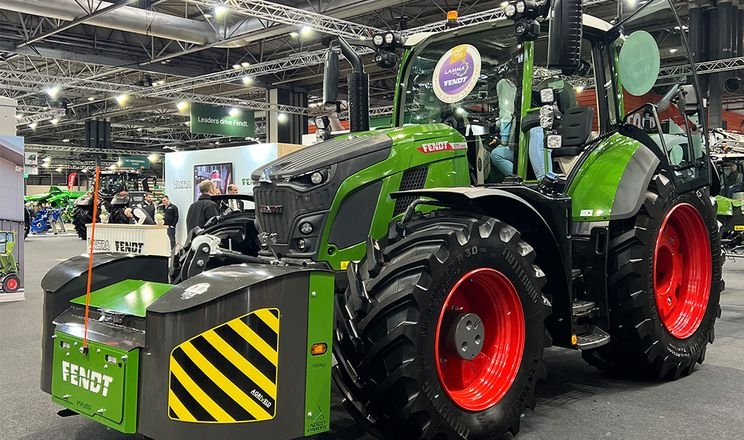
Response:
[15,113,23,119]
[232,64,241,70]
[203,13,213,18]
[575,85,585,93]
[42,163,50,168]
[176,101,190,112]
[290,31,299,38]
[215,141,220,145]
[29,122,38,130]
[241,62,250,67]
[359,36,367,41]
[155,79,165,85]
[108,164,116,170]
[117,159,123,166]
[137,127,143,132]
[50,118,59,125]
[148,153,159,163]
[87,96,95,101]
[43,157,52,163]
[184,121,191,126]
[115,94,130,105]
[214,5,227,17]
[301,25,313,37]
[228,107,240,117]
[62,138,70,143]
[500,1,509,7]
[55,167,62,173]
[669,48,678,53]
[81,167,89,173]
[277,112,288,123]
[242,76,254,85]
[45,86,60,99]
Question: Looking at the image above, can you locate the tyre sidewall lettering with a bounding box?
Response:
[418,236,542,436]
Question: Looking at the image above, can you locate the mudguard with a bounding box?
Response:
[390,186,575,343]
[74,193,94,206]
[567,132,660,222]
[40,253,169,393]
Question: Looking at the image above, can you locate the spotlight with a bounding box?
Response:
[62,138,70,143]
[241,62,250,67]
[45,86,60,99]
[232,64,241,70]
[115,94,130,105]
[15,113,23,119]
[290,31,299,38]
[55,167,62,173]
[43,156,52,163]
[277,112,288,123]
[87,96,95,101]
[148,153,159,163]
[29,122,38,130]
[229,107,240,117]
[50,118,59,125]
[242,76,254,85]
[301,25,313,36]
[176,101,190,112]
[214,5,227,17]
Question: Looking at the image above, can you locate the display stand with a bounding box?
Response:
[87,224,171,257]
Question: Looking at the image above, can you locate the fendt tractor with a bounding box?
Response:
[40,0,723,439]
[72,170,158,239]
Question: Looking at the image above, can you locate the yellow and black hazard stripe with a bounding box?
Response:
[168,308,280,423]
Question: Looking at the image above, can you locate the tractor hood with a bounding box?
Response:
[251,133,391,182]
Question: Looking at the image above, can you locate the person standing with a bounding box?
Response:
[161,195,179,250]
[141,192,156,219]
[186,180,220,232]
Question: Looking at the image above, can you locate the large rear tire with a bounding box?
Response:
[582,174,721,379]
[72,205,93,240]
[335,212,549,439]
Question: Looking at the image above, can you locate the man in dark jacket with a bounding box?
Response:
[186,180,220,233]
[140,192,156,219]
[161,195,179,250]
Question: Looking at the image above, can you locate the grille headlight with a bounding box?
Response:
[300,222,313,235]
[311,171,324,184]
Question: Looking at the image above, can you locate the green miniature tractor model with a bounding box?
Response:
[72,171,158,240]
[0,231,20,293]
[39,0,722,439]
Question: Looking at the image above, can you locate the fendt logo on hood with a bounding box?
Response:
[259,205,283,214]
[61,361,114,397]
[417,141,468,153]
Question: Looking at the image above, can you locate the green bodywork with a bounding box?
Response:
[517,42,535,180]
[70,280,173,317]
[52,333,140,433]
[25,186,85,205]
[567,133,643,221]
[716,196,740,216]
[318,124,471,270]
[0,231,18,275]
[303,272,335,436]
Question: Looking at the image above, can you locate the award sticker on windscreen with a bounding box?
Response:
[433,44,481,104]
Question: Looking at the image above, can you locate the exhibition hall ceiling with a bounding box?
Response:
[0,0,739,167]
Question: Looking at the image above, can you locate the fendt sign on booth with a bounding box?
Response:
[190,103,255,137]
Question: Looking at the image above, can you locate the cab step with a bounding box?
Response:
[576,325,611,350]
[572,300,596,317]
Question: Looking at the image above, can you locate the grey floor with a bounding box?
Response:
[2,235,744,440]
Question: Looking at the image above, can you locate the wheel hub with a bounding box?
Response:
[653,203,712,339]
[446,312,485,360]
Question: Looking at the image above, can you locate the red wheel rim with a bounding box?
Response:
[653,203,711,339]
[435,268,525,411]
[4,277,18,291]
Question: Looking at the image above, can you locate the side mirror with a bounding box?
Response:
[323,47,340,108]
[547,0,583,74]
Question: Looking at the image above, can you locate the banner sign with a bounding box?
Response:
[190,103,255,137]
[67,172,78,190]
[24,151,38,176]
[120,156,149,169]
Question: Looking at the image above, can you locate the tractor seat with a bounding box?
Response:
[552,107,594,158]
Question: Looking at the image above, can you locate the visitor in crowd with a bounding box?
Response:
[141,192,156,219]
[160,195,179,250]
[186,180,220,232]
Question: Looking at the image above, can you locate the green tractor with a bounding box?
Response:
[0,231,20,293]
[39,0,722,439]
[25,186,86,226]
[711,131,744,255]
[72,171,158,239]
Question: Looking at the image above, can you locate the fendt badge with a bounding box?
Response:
[61,361,114,397]
[259,205,283,214]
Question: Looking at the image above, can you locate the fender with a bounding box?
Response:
[74,193,94,206]
[40,253,169,393]
[391,186,574,344]
[567,132,660,222]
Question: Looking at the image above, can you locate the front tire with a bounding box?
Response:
[335,212,549,439]
[2,274,20,293]
[73,206,93,240]
[583,174,721,379]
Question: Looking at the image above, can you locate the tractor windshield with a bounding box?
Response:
[400,22,522,147]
